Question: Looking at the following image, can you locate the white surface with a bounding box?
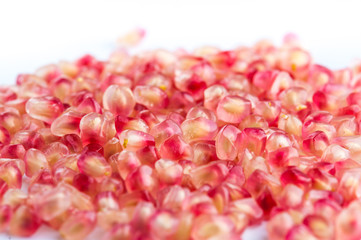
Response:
[0,0,360,239]
[1,0,361,85]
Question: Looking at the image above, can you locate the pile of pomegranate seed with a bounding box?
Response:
[1,33,361,240]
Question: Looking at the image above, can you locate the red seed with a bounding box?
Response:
[9,205,41,237]
[25,96,64,124]
[77,151,112,181]
[103,85,135,116]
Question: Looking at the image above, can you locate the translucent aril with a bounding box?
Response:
[61,134,83,153]
[0,204,11,232]
[337,168,361,202]
[216,95,251,123]
[119,117,150,133]
[181,117,218,143]
[308,168,338,191]
[279,47,311,75]
[174,71,208,101]
[268,71,294,98]
[242,156,270,179]
[265,131,292,152]
[203,84,228,111]
[0,179,8,199]
[303,214,333,239]
[240,128,267,156]
[158,185,190,210]
[215,125,242,160]
[239,114,269,130]
[267,212,295,240]
[335,199,361,240]
[1,189,27,209]
[193,141,217,166]
[32,185,71,221]
[118,129,155,152]
[331,115,359,137]
[0,111,23,135]
[25,96,64,124]
[190,162,229,189]
[308,64,334,89]
[278,184,304,208]
[79,112,116,145]
[72,173,96,195]
[58,183,94,211]
[285,225,318,240]
[59,210,97,240]
[53,167,77,184]
[149,210,180,239]
[0,162,22,188]
[24,148,49,177]
[169,91,196,111]
[103,85,135,116]
[97,210,132,231]
[228,197,263,222]
[136,145,158,166]
[81,142,104,155]
[320,144,350,163]
[116,150,141,180]
[167,111,185,125]
[150,119,183,148]
[302,131,329,157]
[280,167,312,189]
[51,77,73,101]
[302,120,336,140]
[0,127,10,145]
[253,70,276,91]
[0,144,26,159]
[159,134,193,160]
[280,87,308,113]
[267,147,299,169]
[133,85,169,110]
[278,114,303,136]
[191,214,236,240]
[95,191,119,211]
[9,205,41,237]
[44,142,69,166]
[333,136,361,159]
[186,106,217,121]
[101,223,132,240]
[77,151,112,181]
[253,101,281,125]
[137,110,159,129]
[104,137,122,159]
[155,159,183,185]
[76,97,102,114]
[125,165,159,194]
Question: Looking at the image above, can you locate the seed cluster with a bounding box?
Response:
[0,34,361,240]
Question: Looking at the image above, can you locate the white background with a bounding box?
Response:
[0,0,360,239]
[1,0,361,84]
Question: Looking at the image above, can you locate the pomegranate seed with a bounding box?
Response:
[159,134,193,160]
[216,95,251,123]
[103,85,135,116]
[77,151,112,181]
[59,210,96,240]
[25,96,64,124]
[215,125,242,160]
[181,117,218,143]
[24,148,49,177]
[9,205,41,236]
